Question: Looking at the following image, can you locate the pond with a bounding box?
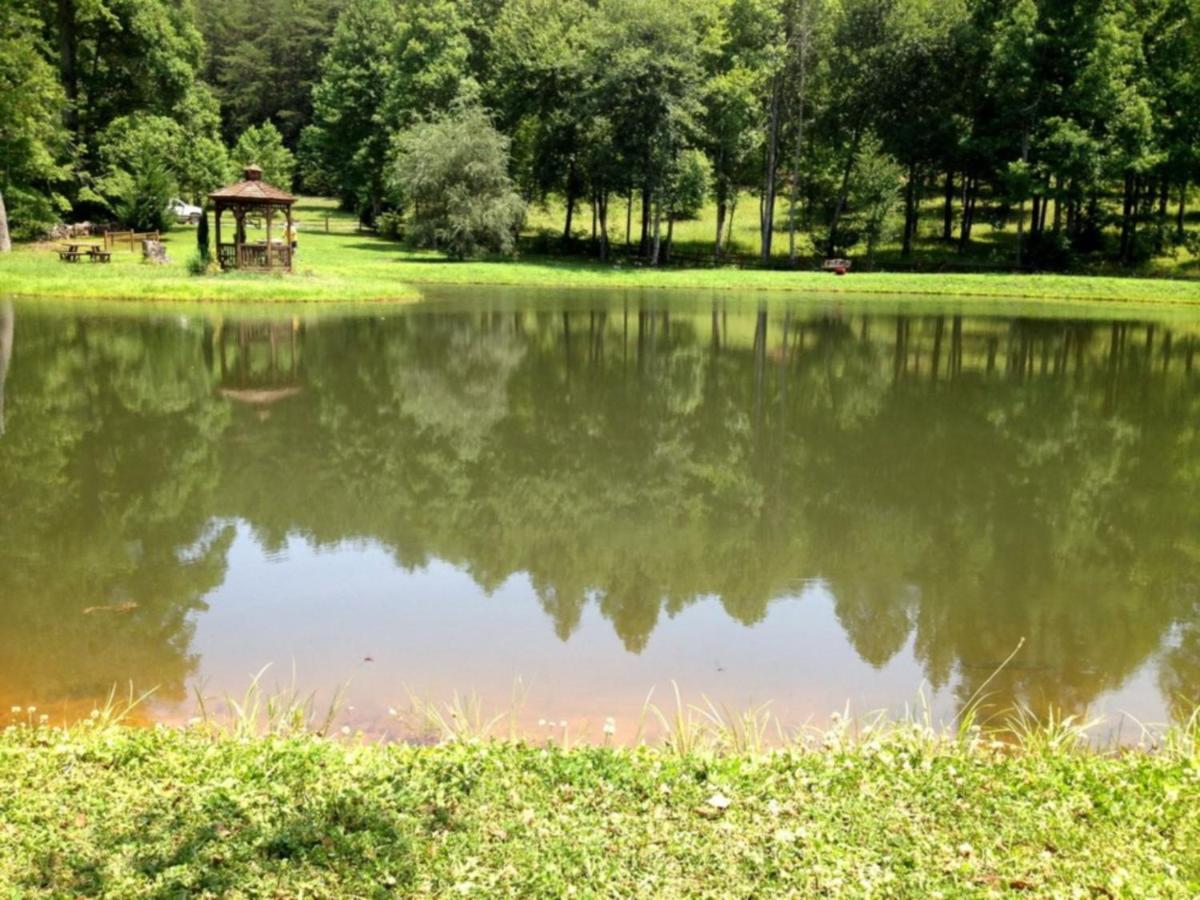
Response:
[1,291,1198,740]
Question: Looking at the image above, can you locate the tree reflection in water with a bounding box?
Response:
[1,298,1198,724]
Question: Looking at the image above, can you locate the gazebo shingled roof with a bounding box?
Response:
[210,165,297,203]
[208,166,297,272]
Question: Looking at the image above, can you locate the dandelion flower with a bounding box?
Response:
[9,707,20,714]
[603,718,616,737]
[340,726,351,735]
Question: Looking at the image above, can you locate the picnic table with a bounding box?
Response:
[58,242,111,263]
[821,258,852,275]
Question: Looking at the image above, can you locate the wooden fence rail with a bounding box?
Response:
[103,230,160,252]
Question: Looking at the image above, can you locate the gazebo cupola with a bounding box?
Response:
[209,165,297,272]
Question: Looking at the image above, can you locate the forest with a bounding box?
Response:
[2,0,1199,270]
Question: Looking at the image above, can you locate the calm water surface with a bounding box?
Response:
[2,292,1198,738]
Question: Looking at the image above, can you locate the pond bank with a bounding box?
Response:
[2,722,1197,895]
[3,233,1199,306]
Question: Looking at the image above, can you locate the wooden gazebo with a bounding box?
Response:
[209,166,296,272]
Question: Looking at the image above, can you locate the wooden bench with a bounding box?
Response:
[58,250,82,262]
[821,258,852,275]
[88,249,112,263]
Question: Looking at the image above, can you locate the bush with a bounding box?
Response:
[389,102,525,259]
[376,210,403,240]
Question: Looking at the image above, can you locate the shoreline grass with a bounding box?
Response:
[1,195,1198,306]
[2,698,1197,896]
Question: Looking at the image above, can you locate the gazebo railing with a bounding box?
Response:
[217,242,292,271]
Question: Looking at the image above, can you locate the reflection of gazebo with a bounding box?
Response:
[209,166,296,272]
[214,318,303,399]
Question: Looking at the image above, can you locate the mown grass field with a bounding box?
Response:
[1,716,1197,897]
[2,197,1198,305]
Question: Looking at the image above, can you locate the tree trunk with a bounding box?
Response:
[1052,175,1063,233]
[958,175,977,254]
[826,130,861,256]
[562,179,576,247]
[1119,171,1134,264]
[0,299,11,437]
[664,216,674,264]
[1178,177,1188,240]
[0,189,11,253]
[942,171,954,241]
[1015,132,1029,268]
[902,165,917,258]
[639,183,651,256]
[787,31,809,265]
[57,0,79,135]
[598,191,609,262]
[1156,176,1169,252]
[625,188,633,250]
[724,193,737,257]
[650,195,663,266]
[760,71,782,263]
[714,192,727,262]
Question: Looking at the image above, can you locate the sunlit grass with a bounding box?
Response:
[2,194,1198,305]
[3,683,1198,896]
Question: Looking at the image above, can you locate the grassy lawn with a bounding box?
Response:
[1,719,1197,896]
[527,188,1200,278]
[2,197,1198,305]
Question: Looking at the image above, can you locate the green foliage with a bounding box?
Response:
[93,112,226,215]
[848,134,903,264]
[0,0,68,239]
[307,0,475,219]
[665,149,712,220]
[391,103,526,258]
[376,209,404,239]
[196,0,342,147]
[231,122,296,190]
[112,146,176,233]
[197,209,210,260]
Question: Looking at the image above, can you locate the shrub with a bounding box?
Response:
[376,210,403,240]
[197,209,210,261]
[389,102,525,259]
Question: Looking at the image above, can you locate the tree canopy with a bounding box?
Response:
[0,0,1196,268]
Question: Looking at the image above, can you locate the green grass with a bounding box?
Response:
[528,188,1200,277]
[2,196,1198,306]
[2,711,1198,896]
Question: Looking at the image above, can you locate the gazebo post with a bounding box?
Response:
[266,207,273,271]
[235,209,244,268]
[214,205,222,260]
[286,205,293,271]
